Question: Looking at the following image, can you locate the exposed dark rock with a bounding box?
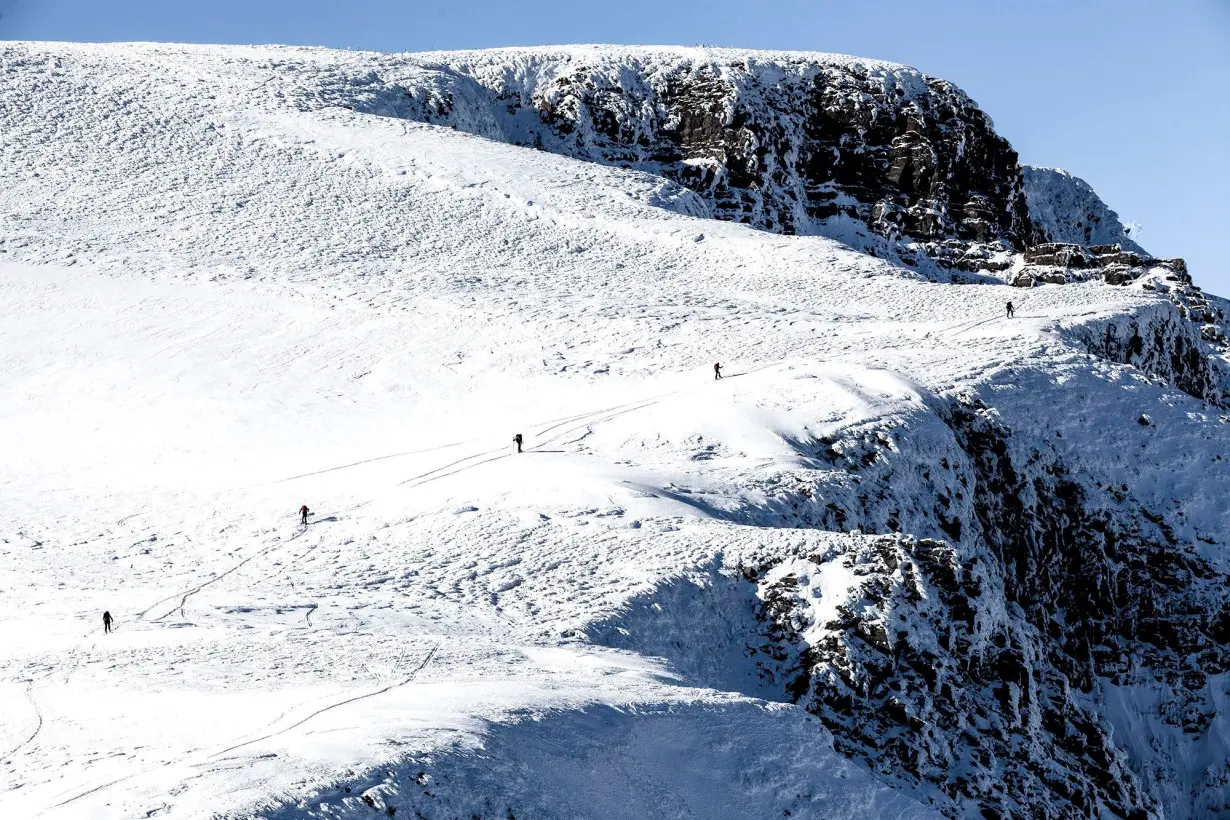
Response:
[739,396,1229,818]
[1071,306,1229,405]
[1024,242,1097,269]
[380,50,1042,261]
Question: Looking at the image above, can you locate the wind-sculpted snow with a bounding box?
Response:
[1023,166,1146,253]
[1,41,1228,820]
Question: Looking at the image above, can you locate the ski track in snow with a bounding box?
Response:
[0,40,1223,820]
[0,682,43,765]
[139,535,303,623]
[209,641,440,760]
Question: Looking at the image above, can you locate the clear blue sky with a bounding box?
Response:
[5,0,1228,292]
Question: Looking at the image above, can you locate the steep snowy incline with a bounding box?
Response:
[1023,166,1146,253]
[1,264,964,820]
[1,41,1228,820]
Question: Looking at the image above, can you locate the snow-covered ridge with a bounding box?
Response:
[415,42,923,74]
[1,41,1228,820]
[0,41,1159,277]
[1023,166,1146,253]
[1,40,1028,265]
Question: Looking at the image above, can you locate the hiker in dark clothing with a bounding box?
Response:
[1006,301,1015,318]
[103,611,113,634]
[513,433,523,453]
[299,504,309,525]
[713,362,723,380]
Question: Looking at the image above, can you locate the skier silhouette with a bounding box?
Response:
[103,611,113,634]
[513,433,523,453]
[713,362,723,380]
[1006,301,1015,318]
[299,504,309,526]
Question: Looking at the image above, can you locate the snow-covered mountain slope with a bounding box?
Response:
[0,41,1034,277]
[1023,166,1146,253]
[1,41,1229,819]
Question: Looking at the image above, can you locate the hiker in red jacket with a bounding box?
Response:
[299,505,310,525]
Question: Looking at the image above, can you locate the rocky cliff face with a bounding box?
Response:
[1071,302,1230,406]
[592,389,1230,818]
[321,47,1041,261]
[773,395,1229,819]
[461,50,1035,245]
[324,48,1195,293]
[1002,244,1230,407]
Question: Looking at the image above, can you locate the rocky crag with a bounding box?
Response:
[593,386,1230,818]
[341,47,1042,262]
[341,49,1140,272]
[324,46,1229,388]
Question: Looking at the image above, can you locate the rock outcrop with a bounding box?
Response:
[1070,302,1230,406]
[1002,242,1229,402]
[1010,243,1185,288]
[318,48,1183,293]
[593,392,1230,818]
[1023,166,1145,253]
[327,47,1043,259]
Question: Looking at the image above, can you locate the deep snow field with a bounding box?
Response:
[2,42,1227,819]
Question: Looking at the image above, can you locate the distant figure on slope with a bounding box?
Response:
[1006,301,1015,319]
[299,504,310,526]
[713,362,723,380]
[513,433,523,454]
[103,611,113,634]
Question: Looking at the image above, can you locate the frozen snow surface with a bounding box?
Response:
[1022,166,1147,253]
[0,42,1227,819]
